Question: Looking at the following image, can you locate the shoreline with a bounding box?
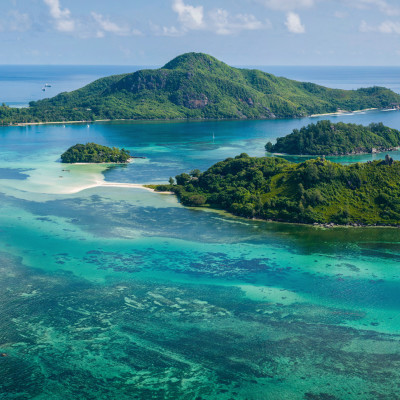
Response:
[51,179,400,228]
[184,203,400,229]
[66,181,173,195]
[67,158,133,165]
[9,107,382,127]
[271,146,400,157]
[310,107,378,117]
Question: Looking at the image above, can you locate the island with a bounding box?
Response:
[265,120,400,155]
[151,153,400,226]
[1,53,400,125]
[61,143,131,163]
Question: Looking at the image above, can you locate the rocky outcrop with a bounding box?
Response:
[182,93,209,109]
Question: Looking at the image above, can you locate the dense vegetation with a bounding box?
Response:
[266,120,400,155]
[61,143,130,163]
[1,53,400,124]
[152,153,400,226]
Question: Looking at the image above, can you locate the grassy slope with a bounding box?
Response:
[154,154,400,226]
[2,53,400,123]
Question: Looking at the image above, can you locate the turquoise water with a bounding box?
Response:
[0,112,400,400]
[1,111,400,399]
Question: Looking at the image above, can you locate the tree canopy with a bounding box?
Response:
[265,120,400,155]
[153,153,400,226]
[61,143,130,163]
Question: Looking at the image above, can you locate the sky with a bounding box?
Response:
[1,0,400,66]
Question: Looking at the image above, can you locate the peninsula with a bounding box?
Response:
[2,53,400,124]
[61,143,131,163]
[266,120,400,155]
[152,153,400,226]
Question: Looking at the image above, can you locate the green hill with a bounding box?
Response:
[266,120,400,155]
[152,153,400,226]
[2,53,400,124]
[61,143,130,163]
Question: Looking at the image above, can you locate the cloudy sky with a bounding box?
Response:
[1,0,400,65]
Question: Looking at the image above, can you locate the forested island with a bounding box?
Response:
[61,143,131,163]
[151,153,400,226]
[1,53,400,124]
[266,120,400,155]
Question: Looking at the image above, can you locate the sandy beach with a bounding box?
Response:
[310,107,377,117]
[64,181,172,195]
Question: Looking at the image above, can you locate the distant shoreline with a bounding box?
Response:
[9,107,385,127]
[309,107,378,117]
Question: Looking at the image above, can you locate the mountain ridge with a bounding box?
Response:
[1,52,400,124]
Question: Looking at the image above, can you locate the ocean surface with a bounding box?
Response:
[1,67,400,399]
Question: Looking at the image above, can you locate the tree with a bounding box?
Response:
[265,142,273,152]
[190,169,201,178]
[175,173,191,185]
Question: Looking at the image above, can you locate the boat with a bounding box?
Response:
[42,87,46,92]
[44,83,51,87]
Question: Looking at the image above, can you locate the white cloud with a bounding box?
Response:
[172,0,204,30]
[351,0,400,16]
[161,26,182,36]
[285,12,305,33]
[150,22,184,37]
[259,0,314,11]
[91,12,142,37]
[166,1,267,36]
[0,10,32,32]
[209,9,266,35]
[334,11,348,18]
[360,19,400,34]
[43,0,75,32]
[359,20,372,32]
[378,20,400,33]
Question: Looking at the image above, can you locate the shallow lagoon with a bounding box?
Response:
[1,112,400,399]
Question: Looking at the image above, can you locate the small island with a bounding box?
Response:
[61,143,131,163]
[151,153,400,226]
[265,120,400,155]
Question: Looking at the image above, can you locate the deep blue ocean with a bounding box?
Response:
[1,66,400,399]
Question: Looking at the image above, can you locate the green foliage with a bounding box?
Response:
[155,154,400,226]
[60,143,130,163]
[266,120,400,155]
[1,53,400,124]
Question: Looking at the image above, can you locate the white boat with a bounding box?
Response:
[44,83,51,87]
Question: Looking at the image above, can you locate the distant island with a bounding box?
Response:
[151,153,400,226]
[1,53,400,125]
[61,143,131,163]
[265,120,400,155]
